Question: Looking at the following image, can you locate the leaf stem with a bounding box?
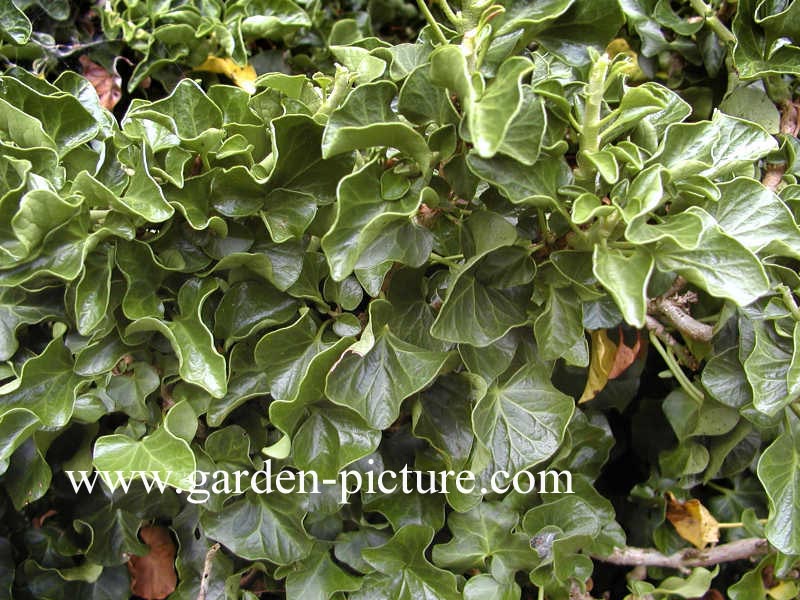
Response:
[430,253,463,267]
[435,0,460,28]
[717,519,768,529]
[416,0,448,45]
[778,284,800,321]
[316,65,352,119]
[687,0,736,44]
[649,331,705,402]
[706,481,732,494]
[790,402,800,422]
[537,208,549,238]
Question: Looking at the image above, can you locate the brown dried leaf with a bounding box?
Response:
[665,492,720,550]
[608,328,645,380]
[127,525,178,600]
[79,55,122,111]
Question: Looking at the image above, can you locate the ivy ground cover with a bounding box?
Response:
[1,0,800,598]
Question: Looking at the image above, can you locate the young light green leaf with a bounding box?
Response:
[592,246,653,327]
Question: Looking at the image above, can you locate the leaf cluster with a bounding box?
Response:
[0,0,799,598]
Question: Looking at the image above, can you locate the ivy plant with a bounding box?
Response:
[1,0,800,598]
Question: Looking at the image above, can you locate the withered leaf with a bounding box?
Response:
[194,56,257,94]
[127,525,178,600]
[79,55,122,111]
[608,328,645,380]
[579,329,617,404]
[665,492,720,550]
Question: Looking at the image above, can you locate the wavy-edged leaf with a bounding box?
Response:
[322,81,431,169]
[126,278,227,398]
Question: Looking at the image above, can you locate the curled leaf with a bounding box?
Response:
[579,329,617,404]
[580,328,646,403]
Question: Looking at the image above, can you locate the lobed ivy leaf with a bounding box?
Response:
[351,525,461,600]
[321,161,434,281]
[326,300,450,429]
[200,491,313,565]
[0,337,79,427]
[472,349,574,483]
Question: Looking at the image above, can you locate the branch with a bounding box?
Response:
[687,0,736,44]
[595,538,769,574]
[197,543,221,600]
[569,581,599,600]
[646,315,700,370]
[647,276,713,344]
[763,101,799,191]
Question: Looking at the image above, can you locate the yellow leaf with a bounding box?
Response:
[579,329,617,403]
[605,38,647,81]
[194,56,257,94]
[665,492,720,549]
[767,581,799,600]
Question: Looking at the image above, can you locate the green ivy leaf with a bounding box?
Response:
[592,245,653,327]
[653,211,770,307]
[321,161,434,281]
[326,300,450,429]
[0,0,32,44]
[714,178,800,260]
[0,337,79,427]
[200,491,313,564]
[284,543,361,600]
[292,405,380,479]
[93,402,198,490]
[351,525,460,600]
[126,278,227,398]
[322,81,431,169]
[472,349,574,482]
[432,502,534,572]
[757,421,800,555]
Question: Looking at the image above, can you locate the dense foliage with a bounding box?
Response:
[1,0,800,598]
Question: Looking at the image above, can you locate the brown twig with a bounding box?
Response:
[569,581,598,600]
[239,566,260,590]
[647,277,713,344]
[197,543,221,600]
[763,100,799,191]
[645,315,700,370]
[595,538,769,574]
